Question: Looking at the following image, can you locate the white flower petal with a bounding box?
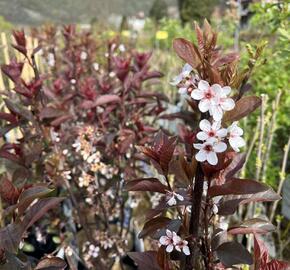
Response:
[170,74,183,85]
[211,84,222,95]
[207,152,218,165]
[167,196,177,206]
[182,63,193,74]
[199,99,211,112]
[213,142,227,153]
[199,119,211,132]
[196,150,207,162]
[175,245,181,252]
[216,128,228,138]
[207,137,218,144]
[159,236,169,245]
[175,193,184,201]
[183,246,190,255]
[193,143,203,150]
[166,229,173,238]
[231,124,244,136]
[222,86,231,96]
[166,244,174,253]
[212,204,219,214]
[221,98,235,111]
[212,121,221,131]
[197,131,209,141]
[191,89,204,100]
[234,136,246,147]
[210,105,223,121]
[229,137,245,152]
[213,196,223,204]
[173,235,181,244]
[198,80,210,91]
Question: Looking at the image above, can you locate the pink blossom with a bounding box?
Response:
[159,229,177,253]
[193,138,227,165]
[196,119,227,141]
[174,236,190,255]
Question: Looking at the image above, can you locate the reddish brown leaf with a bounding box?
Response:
[128,251,161,270]
[0,113,18,124]
[157,247,171,270]
[23,197,65,229]
[221,153,246,181]
[1,61,24,83]
[211,229,227,251]
[253,235,290,270]
[218,188,281,215]
[254,234,269,270]
[4,99,35,123]
[228,218,275,235]
[173,38,200,68]
[139,216,171,239]
[136,146,159,163]
[169,154,197,186]
[159,137,177,174]
[126,178,168,193]
[95,94,121,106]
[214,52,240,67]
[50,115,72,126]
[0,178,19,204]
[216,241,253,267]
[208,178,269,197]
[265,260,290,270]
[39,107,64,120]
[0,223,24,252]
[17,185,53,215]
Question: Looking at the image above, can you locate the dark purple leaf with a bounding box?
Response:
[216,241,253,267]
[139,217,171,239]
[126,178,168,193]
[173,38,200,68]
[228,218,275,235]
[222,153,246,180]
[128,251,161,270]
[209,178,269,197]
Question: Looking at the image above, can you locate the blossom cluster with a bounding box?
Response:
[159,229,190,255]
[172,64,246,165]
[72,125,118,187]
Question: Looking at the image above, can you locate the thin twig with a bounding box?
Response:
[261,91,281,182]
[270,136,290,222]
[255,94,267,181]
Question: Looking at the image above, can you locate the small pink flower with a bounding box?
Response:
[159,229,177,253]
[191,80,220,113]
[174,237,190,255]
[196,119,227,141]
[191,81,235,121]
[210,86,235,121]
[194,138,227,165]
